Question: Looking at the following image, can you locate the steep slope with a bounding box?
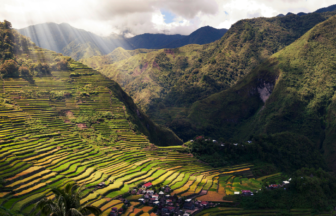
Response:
[3,21,182,147]
[163,26,228,48]
[18,23,226,61]
[96,11,336,140]
[188,15,336,171]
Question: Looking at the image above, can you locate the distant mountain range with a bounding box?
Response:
[277,3,336,17]
[17,24,227,60]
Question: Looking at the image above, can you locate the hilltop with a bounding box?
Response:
[92,10,336,140]
[17,23,227,60]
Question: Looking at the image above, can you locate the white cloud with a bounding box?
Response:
[0,0,334,36]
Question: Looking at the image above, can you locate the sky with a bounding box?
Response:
[0,0,335,37]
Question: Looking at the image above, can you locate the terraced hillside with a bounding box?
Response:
[0,61,258,215]
[0,22,261,214]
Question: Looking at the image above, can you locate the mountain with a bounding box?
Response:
[162,26,228,48]
[187,15,336,171]
[94,10,336,141]
[17,23,227,60]
[17,22,130,60]
[277,4,336,17]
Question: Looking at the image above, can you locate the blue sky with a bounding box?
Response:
[161,10,176,24]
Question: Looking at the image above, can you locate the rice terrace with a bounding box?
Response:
[0,45,260,215]
[1,1,336,216]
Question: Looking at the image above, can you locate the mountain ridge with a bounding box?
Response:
[17,23,227,60]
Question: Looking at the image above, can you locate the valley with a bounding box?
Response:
[1,2,336,216]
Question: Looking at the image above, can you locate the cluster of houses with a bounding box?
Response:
[108,207,123,216]
[127,182,215,215]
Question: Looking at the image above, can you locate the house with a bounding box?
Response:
[97,182,106,188]
[130,189,137,195]
[162,208,169,214]
[147,198,156,205]
[200,201,209,208]
[164,187,170,193]
[213,140,217,143]
[142,182,153,189]
[183,213,190,216]
[118,208,123,214]
[283,181,290,185]
[234,143,238,146]
[138,198,145,203]
[153,201,160,205]
[159,191,164,195]
[234,191,240,195]
[167,206,175,213]
[183,199,195,210]
[146,190,154,195]
[242,190,252,196]
[247,140,252,144]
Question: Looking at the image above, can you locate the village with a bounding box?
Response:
[102,179,292,216]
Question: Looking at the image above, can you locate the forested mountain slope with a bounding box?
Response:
[188,15,336,171]
[79,47,155,70]
[95,11,336,140]
[17,23,226,60]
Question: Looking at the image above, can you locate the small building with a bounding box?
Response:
[159,191,164,195]
[147,190,154,194]
[234,191,240,195]
[200,201,209,207]
[283,181,290,185]
[183,213,190,216]
[183,199,195,210]
[167,206,175,213]
[153,201,160,205]
[142,182,153,189]
[242,190,252,196]
[138,198,145,203]
[247,140,252,144]
[97,182,106,188]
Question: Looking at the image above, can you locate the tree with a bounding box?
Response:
[35,183,102,216]
[0,59,19,78]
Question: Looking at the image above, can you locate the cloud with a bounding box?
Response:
[0,0,334,36]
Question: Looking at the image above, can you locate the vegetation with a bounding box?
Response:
[90,11,336,142]
[0,20,258,216]
[189,132,326,172]
[35,183,102,216]
[240,168,336,212]
[187,14,336,171]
